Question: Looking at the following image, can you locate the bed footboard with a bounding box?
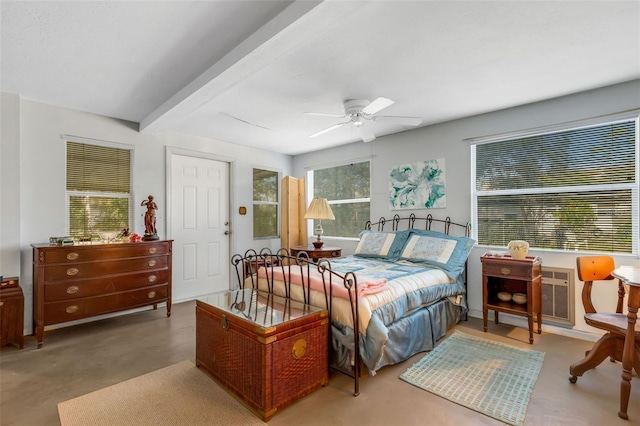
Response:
[231,248,363,396]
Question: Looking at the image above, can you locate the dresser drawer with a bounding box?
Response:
[44,269,170,301]
[35,242,170,265]
[43,284,169,325]
[482,262,537,280]
[41,256,169,282]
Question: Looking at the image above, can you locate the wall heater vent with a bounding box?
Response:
[541,266,575,327]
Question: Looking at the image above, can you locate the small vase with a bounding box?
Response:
[508,240,529,260]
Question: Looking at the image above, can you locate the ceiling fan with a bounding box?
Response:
[306,97,422,143]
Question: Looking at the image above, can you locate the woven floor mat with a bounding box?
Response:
[58,360,265,426]
[400,330,545,426]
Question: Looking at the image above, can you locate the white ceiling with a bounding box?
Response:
[2,1,639,155]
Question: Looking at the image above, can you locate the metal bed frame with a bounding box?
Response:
[231,214,471,396]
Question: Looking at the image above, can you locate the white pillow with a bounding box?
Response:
[354,231,397,258]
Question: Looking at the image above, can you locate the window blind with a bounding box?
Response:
[66,141,132,239]
[473,119,637,254]
[66,142,131,193]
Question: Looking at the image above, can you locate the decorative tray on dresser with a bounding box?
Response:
[32,240,172,347]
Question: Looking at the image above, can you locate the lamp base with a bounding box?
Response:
[312,240,324,249]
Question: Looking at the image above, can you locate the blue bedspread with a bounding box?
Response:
[323,256,467,374]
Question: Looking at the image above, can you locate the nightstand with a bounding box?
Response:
[243,257,280,276]
[0,277,24,349]
[481,254,542,344]
[290,245,342,261]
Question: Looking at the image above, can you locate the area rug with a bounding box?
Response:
[58,360,266,426]
[400,330,545,426]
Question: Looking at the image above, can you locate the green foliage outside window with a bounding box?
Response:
[474,119,637,254]
[68,196,129,240]
[67,141,132,240]
[253,169,279,238]
[311,162,371,238]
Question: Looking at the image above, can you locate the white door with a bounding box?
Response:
[170,154,230,301]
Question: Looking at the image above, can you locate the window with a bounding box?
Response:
[66,141,132,240]
[472,115,638,254]
[253,168,279,238]
[308,161,370,238]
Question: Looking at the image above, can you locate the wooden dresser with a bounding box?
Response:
[32,240,172,347]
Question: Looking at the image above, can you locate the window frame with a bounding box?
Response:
[306,159,372,240]
[64,136,134,240]
[252,167,280,239]
[470,111,639,255]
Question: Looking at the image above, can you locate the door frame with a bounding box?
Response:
[165,146,236,282]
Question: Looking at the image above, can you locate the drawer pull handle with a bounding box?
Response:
[148,260,157,267]
[67,268,79,276]
[221,314,229,331]
[501,267,511,276]
[148,275,157,283]
[66,286,79,294]
[66,305,79,314]
[0,282,6,287]
[148,291,156,299]
[149,247,157,254]
[66,252,79,260]
[292,339,307,359]
[0,301,3,307]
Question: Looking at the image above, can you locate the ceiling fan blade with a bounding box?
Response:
[362,97,394,115]
[309,122,349,138]
[219,112,273,130]
[374,115,422,126]
[304,112,346,118]
[358,125,376,143]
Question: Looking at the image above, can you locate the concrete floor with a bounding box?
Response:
[1,300,638,426]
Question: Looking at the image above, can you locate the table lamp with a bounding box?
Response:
[304,198,335,248]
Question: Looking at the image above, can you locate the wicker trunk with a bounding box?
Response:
[196,289,329,421]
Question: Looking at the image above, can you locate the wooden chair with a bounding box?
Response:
[569,256,640,384]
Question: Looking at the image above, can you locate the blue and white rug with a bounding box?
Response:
[400,330,545,426]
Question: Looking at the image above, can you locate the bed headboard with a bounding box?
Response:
[365,213,471,237]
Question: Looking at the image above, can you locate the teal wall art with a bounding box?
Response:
[389,158,446,209]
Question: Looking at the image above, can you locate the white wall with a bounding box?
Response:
[3,80,639,340]
[293,80,640,339]
[0,93,21,278]
[1,95,292,334]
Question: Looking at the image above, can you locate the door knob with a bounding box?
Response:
[224,230,230,235]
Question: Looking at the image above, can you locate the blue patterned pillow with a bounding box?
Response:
[354,230,410,260]
[399,229,475,277]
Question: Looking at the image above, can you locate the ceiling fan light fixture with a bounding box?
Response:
[307,96,421,143]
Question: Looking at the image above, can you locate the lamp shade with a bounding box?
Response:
[304,198,335,220]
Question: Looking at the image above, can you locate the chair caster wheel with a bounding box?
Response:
[569,376,577,384]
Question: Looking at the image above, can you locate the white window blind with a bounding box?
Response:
[66,141,132,240]
[472,117,638,254]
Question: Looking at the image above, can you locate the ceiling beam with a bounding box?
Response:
[139,0,365,134]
